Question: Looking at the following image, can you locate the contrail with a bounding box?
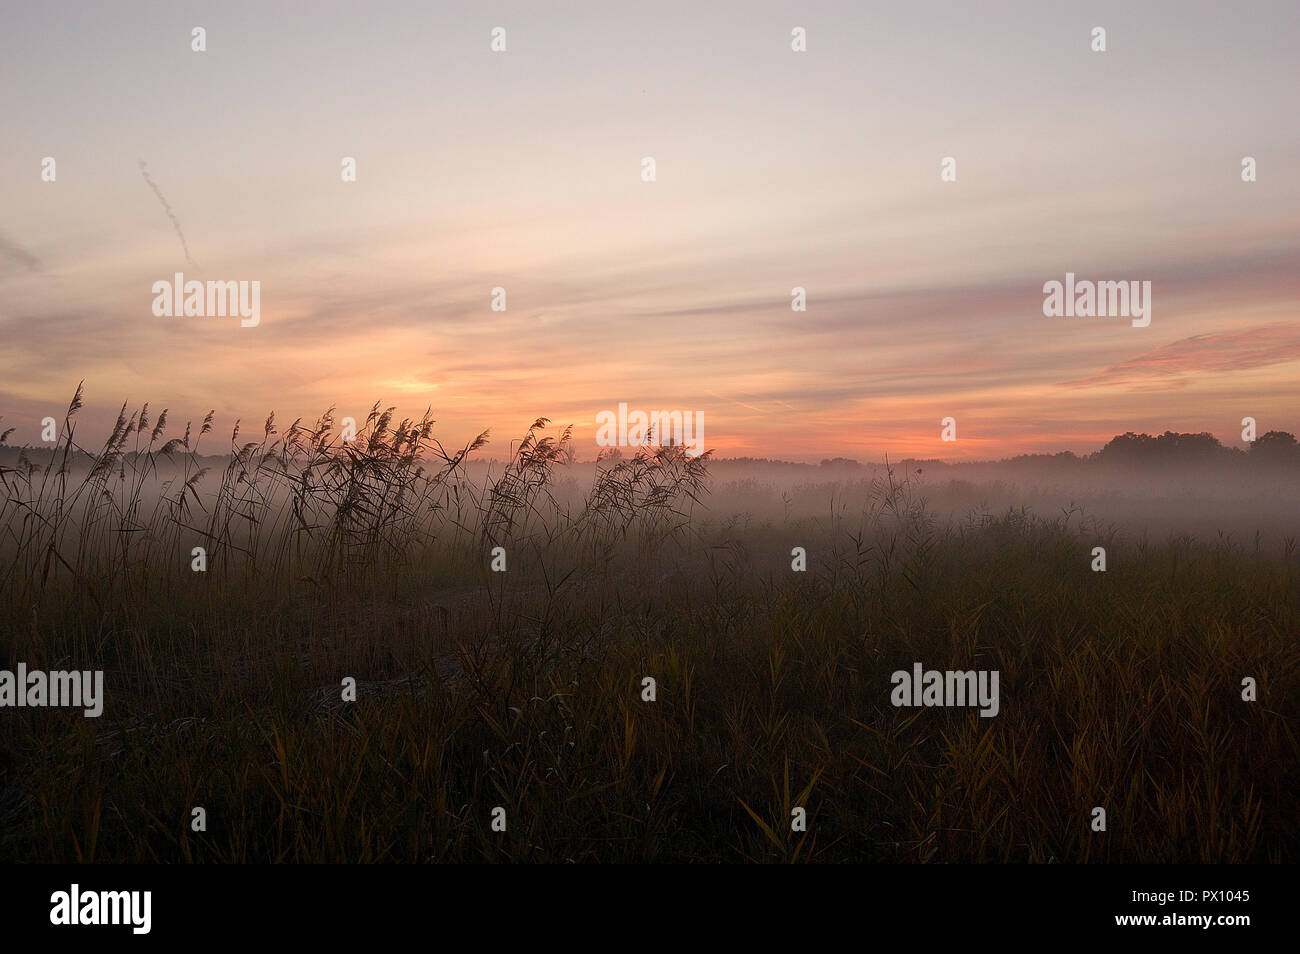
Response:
[138,160,197,268]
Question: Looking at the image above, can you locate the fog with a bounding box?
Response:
[6,440,1299,555]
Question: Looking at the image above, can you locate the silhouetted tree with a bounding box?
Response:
[1094,430,1231,465]
[1249,430,1299,463]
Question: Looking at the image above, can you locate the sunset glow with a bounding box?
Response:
[2,1,1297,460]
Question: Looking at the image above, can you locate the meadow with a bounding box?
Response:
[1,387,1296,862]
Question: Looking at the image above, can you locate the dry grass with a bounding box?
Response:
[0,389,1296,862]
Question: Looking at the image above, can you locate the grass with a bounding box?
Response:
[0,389,1296,862]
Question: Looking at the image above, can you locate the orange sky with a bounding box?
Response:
[2,1,1298,461]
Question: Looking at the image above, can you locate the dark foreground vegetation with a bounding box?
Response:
[1,389,1296,862]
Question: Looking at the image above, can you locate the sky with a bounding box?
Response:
[1,0,1298,462]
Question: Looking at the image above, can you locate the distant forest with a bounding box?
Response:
[813,430,1300,471]
[1,429,1298,470]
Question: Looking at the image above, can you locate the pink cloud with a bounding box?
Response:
[1061,323,1300,390]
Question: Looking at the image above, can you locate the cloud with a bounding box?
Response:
[1061,324,1300,390]
[0,234,42,273]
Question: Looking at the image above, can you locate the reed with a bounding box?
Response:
[0,389,1295,862]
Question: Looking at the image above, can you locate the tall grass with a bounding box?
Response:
[0,390,1295,862]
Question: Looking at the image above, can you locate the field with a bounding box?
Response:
[1,390,1297,862]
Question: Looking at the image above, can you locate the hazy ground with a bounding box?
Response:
[6,447,1298,545]
[1,419,1296,862]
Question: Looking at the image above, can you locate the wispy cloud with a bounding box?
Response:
[1061,324,1300,390]
[0,233,41,274]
